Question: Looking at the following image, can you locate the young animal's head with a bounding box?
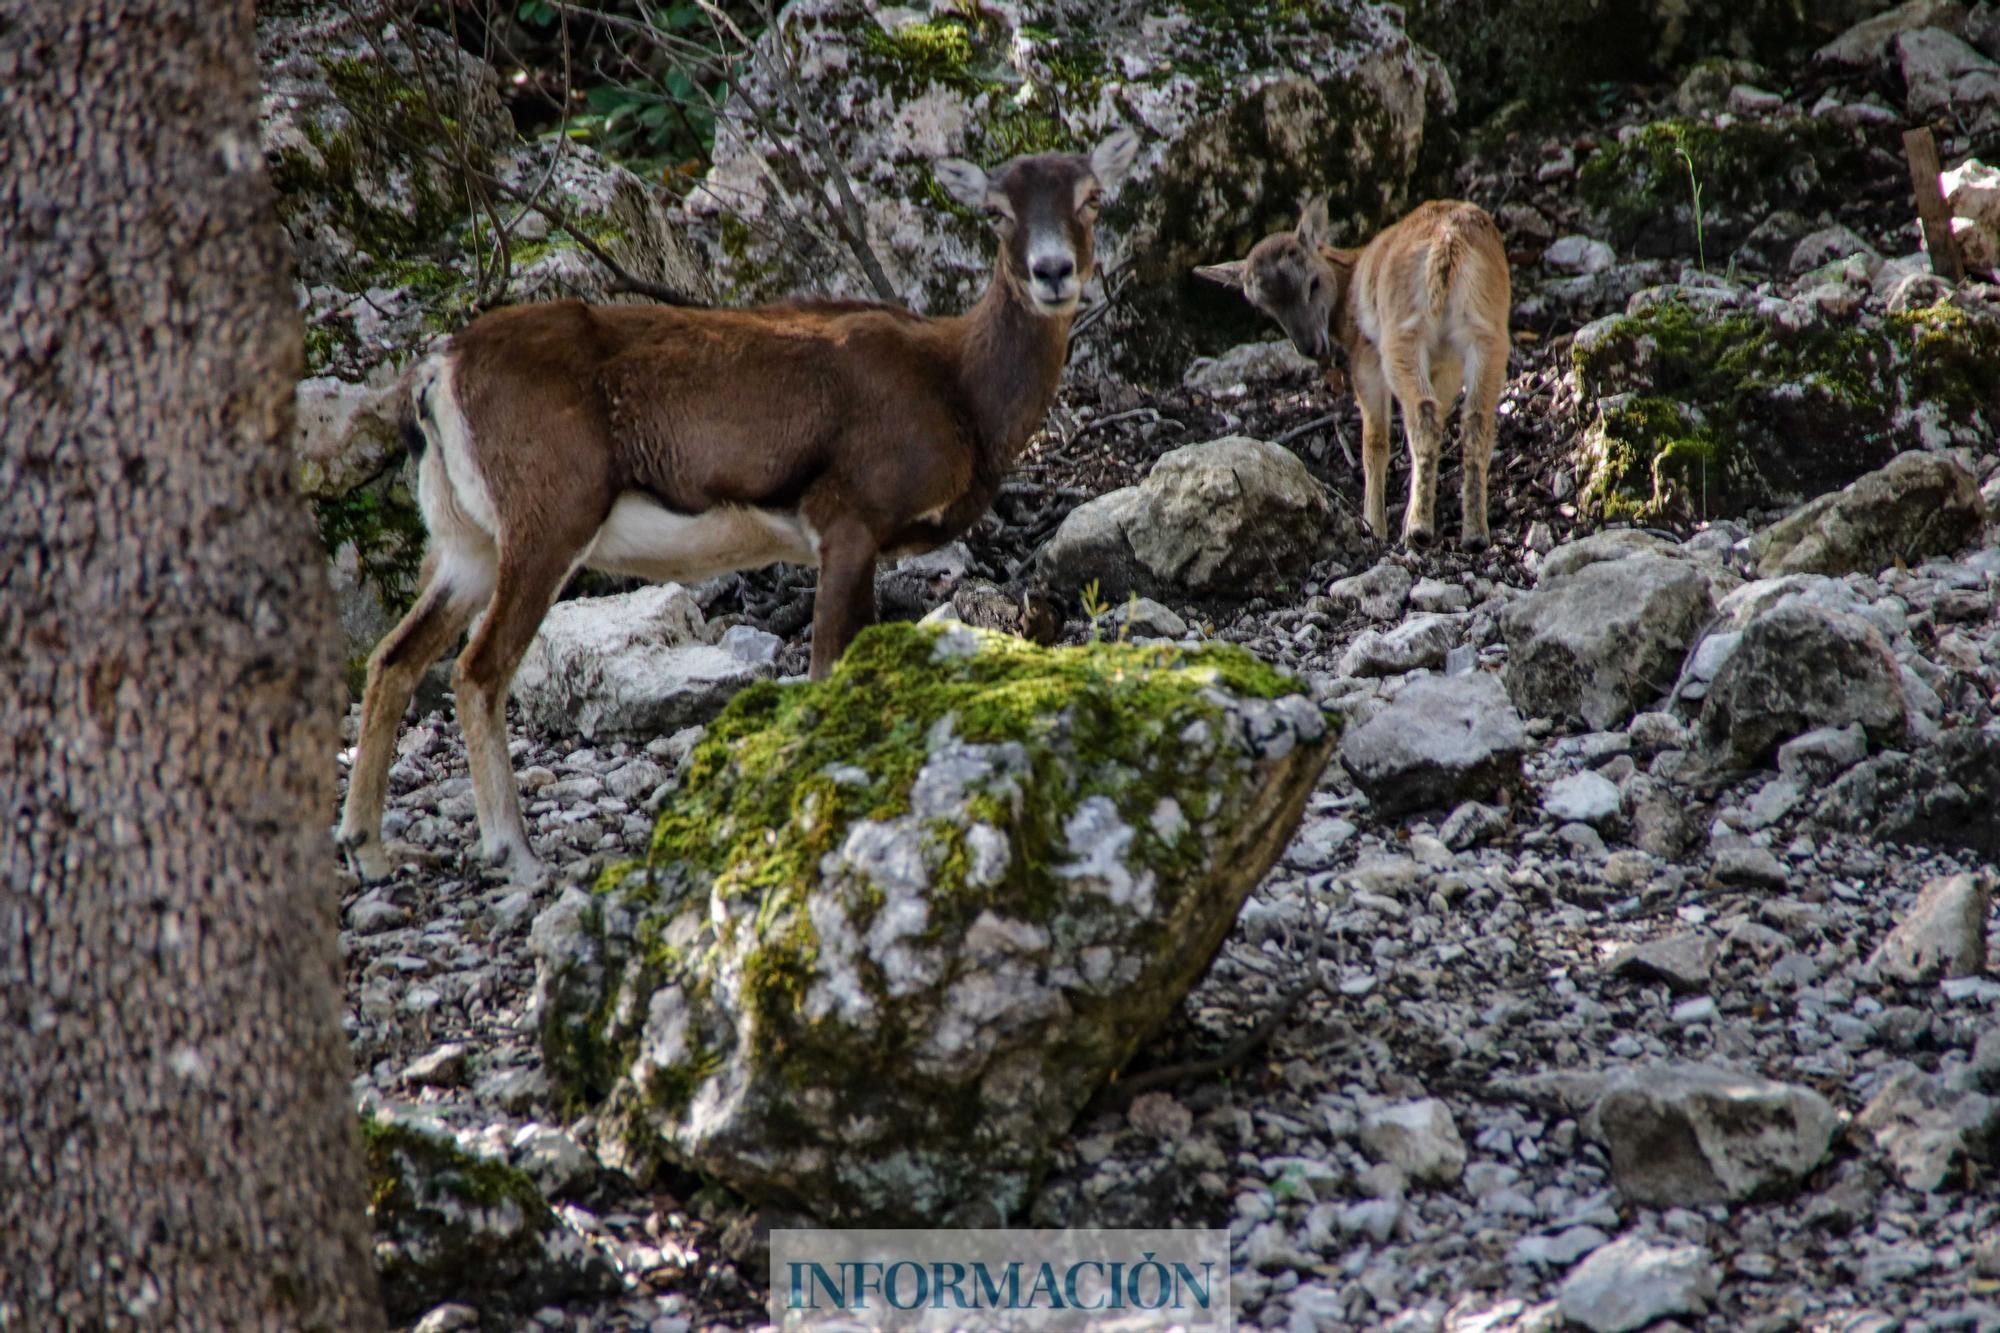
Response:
[1195,196,1348,364]
[935,129,1140,317]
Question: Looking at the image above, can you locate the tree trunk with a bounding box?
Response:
[0,2,384,1327]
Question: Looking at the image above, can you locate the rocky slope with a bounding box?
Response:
[296,2,2000,1330]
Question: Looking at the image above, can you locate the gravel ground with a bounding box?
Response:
[334,68,2000,1333]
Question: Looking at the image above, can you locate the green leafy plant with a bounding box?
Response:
[1668,123,1707,274]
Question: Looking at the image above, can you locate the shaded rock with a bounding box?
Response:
[1558,1236,1719,1333]
[532,624,1331,1224]
[950,578,1063,647]
[1110,597,1189,640]
[365,1116,620,1325]
[1898,26,2000,138]
[1853,1066,2000,1191]
[513,585,778,740]
[1816,0,1970,68]
[1712,844,1790,889]
[1813,727,2000,857]
[1358,1099,1466,1185]
[1610,933,1719,994]
[1036,437,1346,601]
[1339,614,1459,677]
[402,1044,471,1089]
[1625,776,1700,859]
[1869,872,1991,983]
[510,1124,597,1201]
[1581,1064,1841,1205]
[1502,553,1714,730]
[1697,604,1907,768]
[1746,451,1986,578]
[1339,673,1527,818]
[1182,340,1319,396]
[1327,561,1415,622]
[1776,723,1869,784]
[1439,800,1508,851]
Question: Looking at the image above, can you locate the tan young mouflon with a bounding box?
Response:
[336,129,1141,883]
[1196,197,1511,550]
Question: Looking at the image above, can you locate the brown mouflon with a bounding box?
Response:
[1196,197,1511,551]
[338,129,1141,882]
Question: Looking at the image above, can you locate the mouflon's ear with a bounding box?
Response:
[1192,260,1249,290]
[934,157,992,212]
[1088,128,1141,195]
[1296,195,1333,250]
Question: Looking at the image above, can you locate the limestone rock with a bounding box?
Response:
[1747,451,1986,578]
[1358,1099,1466,1185]
[1697,604,1908,768]
[1036,437,1347,601]
[1869,872,1992,983]
[513,585,779,740]
[1557,1236,1719,1333]
[1581,1063,1841,1206]
[1182,340,1320,396]
[1502,552,1714,730]
[1853,1066,2000,1191]
[1338,673,1527,818]
[531,624,1331,1223]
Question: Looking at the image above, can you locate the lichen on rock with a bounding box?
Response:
[531,621,1333,1223]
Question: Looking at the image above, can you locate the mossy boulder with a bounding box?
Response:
[692,0,1452,380]
[363,1115,621,1324]
[529,622,1333,1224]
[1570,292,2000,523]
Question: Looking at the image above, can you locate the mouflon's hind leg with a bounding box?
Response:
[337,547,491,881]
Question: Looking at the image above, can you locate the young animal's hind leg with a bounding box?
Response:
[1459,337,1509,552]
[1381,334,1443,548]
[1350,355,1394,542]
[338,545,492,880]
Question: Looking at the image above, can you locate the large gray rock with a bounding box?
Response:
[1747,451,1987,578]
[1339,672,1526,817]
[1557,1237,1720,1333]
[531,623,1331,1224]
[1853,1066,2000,1191]
[512,585,779,740]
[1869,873,1992,983]
[691,0,1453,378]
[1898,25,2000,138]
[1036,437,1347,601]
[1581,1064,1842,1206]
[1697,604,1908,768]
[1502,552,1715,730]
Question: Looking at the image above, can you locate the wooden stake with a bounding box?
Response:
[1904,126,1964,283]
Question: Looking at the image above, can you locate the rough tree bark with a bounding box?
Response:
[0,2,385,1327]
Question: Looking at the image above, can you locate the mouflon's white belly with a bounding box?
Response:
[583,493,819,584]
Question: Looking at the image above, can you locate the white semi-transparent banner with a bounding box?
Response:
[770,1228,1233,1332]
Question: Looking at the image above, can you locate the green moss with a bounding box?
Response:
[362,1117,547,1223]
[1890,301,2000,416]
